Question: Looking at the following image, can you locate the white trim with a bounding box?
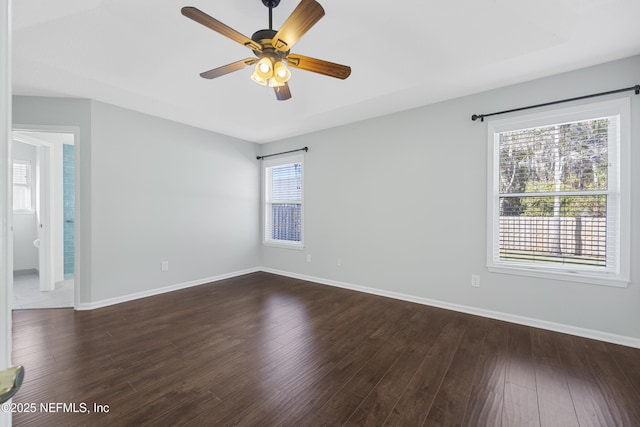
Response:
[263,240,305,250]
[1,0,11,425]
[487,265,629,287]
[76,268,260,311]
[486,97,631,287]
[11,210,34,215]
[262,153,304,248]
[260,268,640,349]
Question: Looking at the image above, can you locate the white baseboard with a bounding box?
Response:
[75,267,260,311]
[73,265,640,349]
[260,267,640,349]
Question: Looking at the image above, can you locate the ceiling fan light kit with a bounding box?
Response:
[181,0,351,100]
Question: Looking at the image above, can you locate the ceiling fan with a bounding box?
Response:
[181,0,351,101]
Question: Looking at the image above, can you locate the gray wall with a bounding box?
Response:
[261,55,640,340]
[13,96,261,304]
[89,101,260,302]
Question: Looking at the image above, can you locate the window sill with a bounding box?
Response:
[13,210,35,215]
[488,264,629,288]
[263,240,304,251]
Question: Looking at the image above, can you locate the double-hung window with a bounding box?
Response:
[487,98,630,287]
[263,154,304,249]
[13,160,34,213]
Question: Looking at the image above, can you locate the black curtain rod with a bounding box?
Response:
[256,146,308,160]
[471,84,640,122]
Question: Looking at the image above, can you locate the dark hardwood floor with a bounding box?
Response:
[11,272,640,426]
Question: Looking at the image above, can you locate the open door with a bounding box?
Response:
[35,143,55,291]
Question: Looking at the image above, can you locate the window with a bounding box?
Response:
[487,98,630,287]
[13,160,34,212]
[263,154,304,248]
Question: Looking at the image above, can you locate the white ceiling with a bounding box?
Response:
[12,0,640,143]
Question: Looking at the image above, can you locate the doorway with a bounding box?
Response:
[11,130,76,309]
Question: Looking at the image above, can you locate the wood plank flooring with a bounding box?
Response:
[10,272,640,426]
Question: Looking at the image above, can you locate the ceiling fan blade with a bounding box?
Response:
[272,0,325,52]
[182,7,262,51]
[274,83,292,101]
[200,58,257,79]
[286,54,351,79]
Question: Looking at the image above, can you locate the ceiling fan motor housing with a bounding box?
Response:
[251,29,277,44]
[251,29,289,59]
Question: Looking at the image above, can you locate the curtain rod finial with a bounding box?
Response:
[471,114,484,122]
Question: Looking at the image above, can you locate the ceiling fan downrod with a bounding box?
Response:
[262,0,281,30]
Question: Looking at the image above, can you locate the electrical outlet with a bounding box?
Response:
[306,254,312,263]
[161,261,169,272]
[337,258,342,267]
[471,275,480,288]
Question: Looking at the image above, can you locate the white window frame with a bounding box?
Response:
[262,153,304,250]
[12,159,35,214]
[486,98,630,287]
